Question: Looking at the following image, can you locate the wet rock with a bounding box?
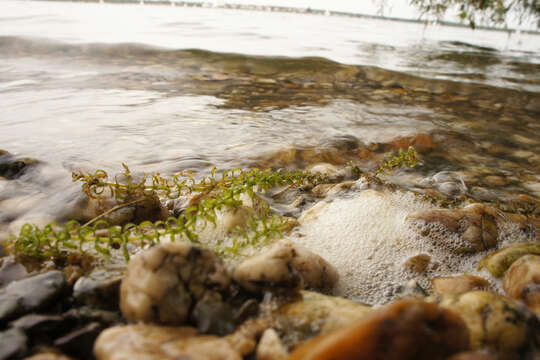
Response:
[233,240,338,293]
[404,253,431,273]
[432,275,491,296]
[307,163,341,181]
[256,328,288,360]
[287,299,469,360]
[446,352,496,360]
[0,270,67,323]
[503,254,540,317]
[94,318,268,360]
[69,187,168,226]
[268,290,372,345]
[63,306,122,326]
[191,292,236,336]
[24,353,74,360]
[0,327,27,360]
[0,151,39,179]
[387,133,435,154]
[73,268,123,310]
[54,322,102,360]
[407,204,499,253]
[478,242,540,278]
[120,242,230,325]
[430,291,537,356]
[10,314,68,339]
[0,256,34,287]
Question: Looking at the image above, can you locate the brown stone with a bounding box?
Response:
[430,291,536,356]
[404,254,431,273]
[445,351,496,360]
[24,353,74,360]
[120,242,230,325]
[287,299,469,360]
[503,254,540,317]
[432,275,490,296]
[407,204,499,253]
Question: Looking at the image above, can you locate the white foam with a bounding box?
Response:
[292,189,535,305]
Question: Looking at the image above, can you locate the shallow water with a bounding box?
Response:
[0,0,539,227]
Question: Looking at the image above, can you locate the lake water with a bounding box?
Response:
[0,0,539,227]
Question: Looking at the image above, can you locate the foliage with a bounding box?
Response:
[375,146,419,176]
[409,0,540,28]
[7,146,422,264]
[8,167,325,262]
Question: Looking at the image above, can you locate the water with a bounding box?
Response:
[0,0,539,229]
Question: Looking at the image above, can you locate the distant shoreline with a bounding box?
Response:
[35,0,540,35]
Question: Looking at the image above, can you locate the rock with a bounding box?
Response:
[0,327,27,360]
[445,352,496,360]
[233,240,338,293]
[120,242,230,325]
[94,319,269,360]
[429,291,537,356]
[69,187,168,226]
[307,163,341,181]
[478,242,540,278]
[0,256,34,287]
[287,299,469,360]
[432,275,491,296]
[73,268,123,310]
[404,254,431,273]
[407,204,499,253]
[503,254,540,317]
[54,322,102,360]
[191,292,236,336]
[24,353,74,360]
[267,290,372,345]
[0,151,39,179]
[10,314,68,338]
[256,328,288,360]
[0,270,67,323]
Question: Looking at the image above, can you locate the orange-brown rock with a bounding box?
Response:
[503,254,540,317]
[404,254,431,273]
[432,275,491,296]
[286,299,469,360]
[387,133,435,154]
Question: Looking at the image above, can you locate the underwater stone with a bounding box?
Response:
[503,254,540,317]
[233,240,338,293]
[0,151,39,179]
[120,242,230,325]
[0,270,66,323]
[287,299,469,360]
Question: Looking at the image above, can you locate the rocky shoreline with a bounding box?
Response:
[1,146,539,360]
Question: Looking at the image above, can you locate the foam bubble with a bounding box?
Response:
[291,189,533,305]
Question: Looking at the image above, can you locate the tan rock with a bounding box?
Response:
[404,254,431,273]
[287,299,469,360]
[70,187,168,226]
[256,329,288,360]
[432,275,490,296]
[267,290,372,345]
[120,242,230,325]
[233,240,338,293]
[478,242,540,278]
[429,291,536,356]
[94,325,240,360]
[407,204,499,253]
[503,254,540,316]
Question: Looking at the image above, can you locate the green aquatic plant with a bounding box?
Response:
[7,167,325,262]
[375,146,419,176]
